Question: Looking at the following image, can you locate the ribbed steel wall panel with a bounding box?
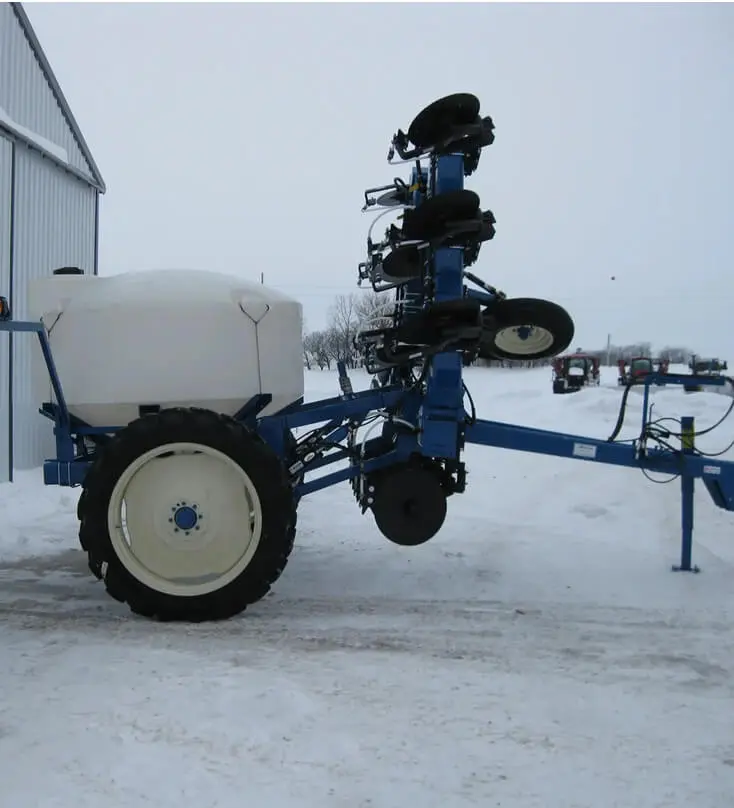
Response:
[0,3,95,183]
[0,137,11,482]
[12,145,96,469]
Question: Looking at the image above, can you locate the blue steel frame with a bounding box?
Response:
[1,146,734,574]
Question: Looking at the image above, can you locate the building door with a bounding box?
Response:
[0,137,12,482]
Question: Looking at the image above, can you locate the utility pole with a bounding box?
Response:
[606,333,611,367]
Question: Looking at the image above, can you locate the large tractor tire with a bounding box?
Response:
[78,407,296,622]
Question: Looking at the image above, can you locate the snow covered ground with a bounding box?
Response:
[1,365,734,808]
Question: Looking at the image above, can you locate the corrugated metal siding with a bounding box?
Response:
[11,145,96,469]
[0,137,11,482]
[0,3,95,184]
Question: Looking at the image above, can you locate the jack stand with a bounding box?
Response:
[673,416,701,573]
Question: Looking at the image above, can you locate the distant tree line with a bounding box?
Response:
[563,343,694,367]
[302,292,695,371]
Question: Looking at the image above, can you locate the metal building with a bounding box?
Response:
[0,2,105,481]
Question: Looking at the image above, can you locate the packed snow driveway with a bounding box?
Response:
[1,368,734,808]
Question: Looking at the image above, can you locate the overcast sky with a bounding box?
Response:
[24,2,734,355]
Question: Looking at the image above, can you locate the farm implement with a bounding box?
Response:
[684,356,729,393]
[552,353,601,394]
[617,356,670,386]
[690,356,728,375]
[1,92,734,621]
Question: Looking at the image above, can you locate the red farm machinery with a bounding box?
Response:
[552,353,601,394]
[617,356,669,386]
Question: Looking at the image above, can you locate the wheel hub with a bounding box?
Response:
[169,502,203,535]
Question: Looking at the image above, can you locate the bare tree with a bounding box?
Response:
[354,290,394,332]
[658,345,692,365]
[327,294,361,367]
[304,330,331,370]
[323,326,345,367]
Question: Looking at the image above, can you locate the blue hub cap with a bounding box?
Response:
[516,325,533,340]
[173,504,198,531]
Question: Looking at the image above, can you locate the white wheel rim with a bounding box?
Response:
[107,442,263,597]
[494,325,555,356]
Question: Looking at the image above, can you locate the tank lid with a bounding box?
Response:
[53,267,84,276]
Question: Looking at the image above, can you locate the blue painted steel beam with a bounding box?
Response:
[0,320,42,332]
[642,372,733,392]
[262,386,405,431]
[464,416,733,482]
[43,460,91,486]
[294,446,407,497]
[465,288,496,306]
[419,153,467,459]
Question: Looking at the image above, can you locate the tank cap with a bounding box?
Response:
[53,267,84,276]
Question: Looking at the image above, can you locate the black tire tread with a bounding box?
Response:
[402,189,480,242]
[407,93,481,149]
[78,407,297,622]
[479,297,575,361]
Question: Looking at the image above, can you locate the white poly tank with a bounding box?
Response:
[28,268,304,428]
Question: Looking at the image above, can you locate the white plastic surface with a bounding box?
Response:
[29,269,304,427]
